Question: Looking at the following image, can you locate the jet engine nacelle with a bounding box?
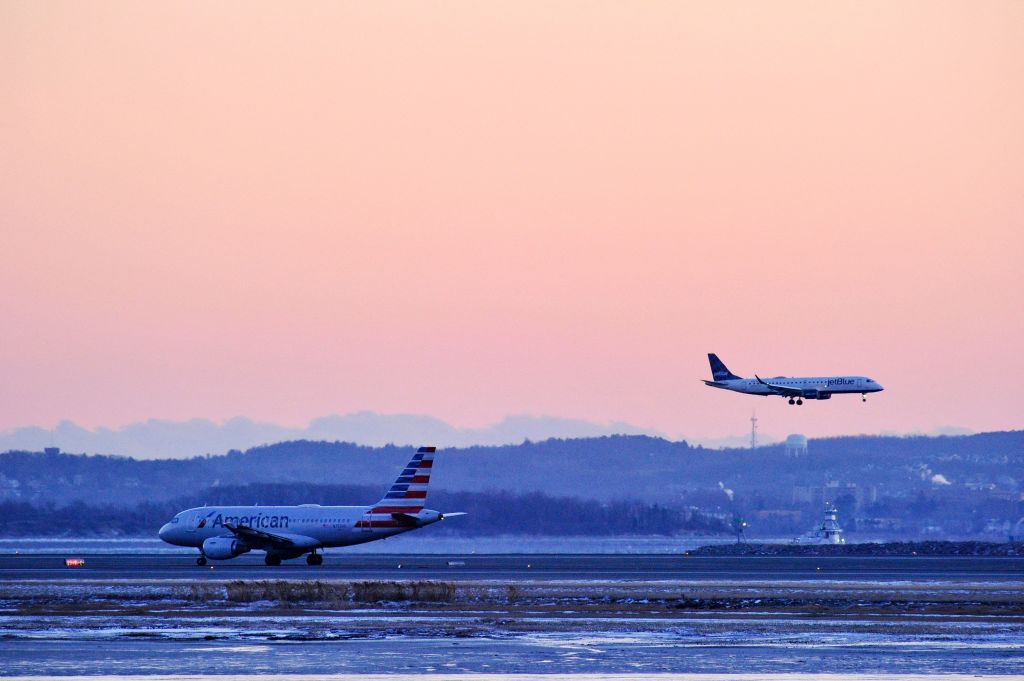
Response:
[800,389,831,400]
[202,536,250,560]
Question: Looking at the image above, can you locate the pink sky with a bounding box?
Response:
[1,2,1022,442]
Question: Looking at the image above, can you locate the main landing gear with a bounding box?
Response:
[787,398,803,406]
[196,554,207,566]
[306,552,323,566]
[265,553,282,566]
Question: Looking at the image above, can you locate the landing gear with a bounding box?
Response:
[862,393,867,402]
[196,555,207,566]
[265,553,282,566]
[306,552,323,566]
[788,398,795,405]
[796,398,803,406]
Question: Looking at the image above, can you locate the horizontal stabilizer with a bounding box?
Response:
[390,512,421,527]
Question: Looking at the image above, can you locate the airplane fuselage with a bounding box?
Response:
[705,375,883,399]
[158,504,441,551]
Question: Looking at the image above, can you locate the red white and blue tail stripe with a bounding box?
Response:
[357,447,435,527]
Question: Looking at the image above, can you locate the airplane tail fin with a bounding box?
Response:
[708,353,741,381]
[371,446,435,513]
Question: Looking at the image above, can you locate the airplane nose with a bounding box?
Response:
[158,523,171,541]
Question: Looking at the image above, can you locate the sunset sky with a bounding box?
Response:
[2,2,1022,444]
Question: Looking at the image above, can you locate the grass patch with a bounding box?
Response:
[351,580,456,603]
[206,580,459,604]
[224,580,349,604]
[182,583,225,602]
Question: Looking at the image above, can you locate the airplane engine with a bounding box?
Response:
[800,388,831,400]
[202,536,250,560]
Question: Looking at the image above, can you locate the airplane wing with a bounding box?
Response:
[223,523,320,551]
[755,375,803,396]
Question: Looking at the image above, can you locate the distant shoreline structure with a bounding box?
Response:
[692,540,1021,557]
[0,414,983,459]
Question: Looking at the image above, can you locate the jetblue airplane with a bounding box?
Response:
[703,353,884,405]
[158,447,464,566]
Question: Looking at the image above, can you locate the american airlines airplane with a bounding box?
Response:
[158,447,464,566]
[703,353,884,405]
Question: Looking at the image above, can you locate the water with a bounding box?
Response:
[2,634,1021,677]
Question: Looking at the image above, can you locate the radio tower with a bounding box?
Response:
[750,412,758,449]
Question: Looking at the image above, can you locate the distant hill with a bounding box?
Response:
[1,431,1021,539]
[1,431,1020,505]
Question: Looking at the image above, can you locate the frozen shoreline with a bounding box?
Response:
[3,577,1021,635]
[2,577,1021,676]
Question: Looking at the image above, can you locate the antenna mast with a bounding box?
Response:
[750,412,758,450]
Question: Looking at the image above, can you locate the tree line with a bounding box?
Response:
[0,482,731,537]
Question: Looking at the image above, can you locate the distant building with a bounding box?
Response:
[785,434,807,457]
[753,509,802,523]
[43,447,60,455]
[856,516,904,533]
[792,480,877,509]
[0,473,20,500]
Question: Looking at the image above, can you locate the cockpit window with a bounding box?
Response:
[171,516,179,524]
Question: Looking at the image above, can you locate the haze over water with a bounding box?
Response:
[2,2,1022,444]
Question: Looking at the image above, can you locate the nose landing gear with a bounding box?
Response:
[196,554,207,566]
[862,393,867,402]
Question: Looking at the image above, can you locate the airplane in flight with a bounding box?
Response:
[703,353,884,405]
[158,446,464,565]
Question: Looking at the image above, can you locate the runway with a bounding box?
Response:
[2,552,1023,581]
